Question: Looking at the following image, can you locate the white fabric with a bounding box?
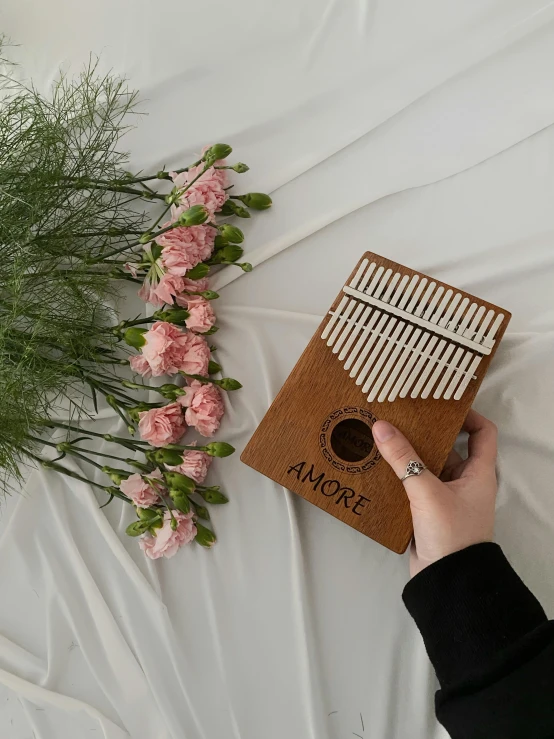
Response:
[2,1,554,737]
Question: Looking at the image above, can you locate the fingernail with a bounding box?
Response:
[372,420,396,443]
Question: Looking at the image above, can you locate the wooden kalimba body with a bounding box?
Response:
[241,252,511,553]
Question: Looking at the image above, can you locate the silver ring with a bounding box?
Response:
[400,460,427,482]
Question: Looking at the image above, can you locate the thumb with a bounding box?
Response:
[372,420,436,500]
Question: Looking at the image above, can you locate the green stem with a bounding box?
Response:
[89,220,182,263]
[29,453,114,494]
[65,182,166,201]
[39,420,149,449]
[149,202,172,232]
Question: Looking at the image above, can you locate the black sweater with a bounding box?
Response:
[403,543,554,739]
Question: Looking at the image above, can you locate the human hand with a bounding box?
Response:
[372,410,498,577]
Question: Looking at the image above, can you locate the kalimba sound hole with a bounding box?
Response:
[330,418,375,463]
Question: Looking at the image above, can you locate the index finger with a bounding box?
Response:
[463,409,497,468]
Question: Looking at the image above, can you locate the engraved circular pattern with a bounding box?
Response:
[319,407,381,474]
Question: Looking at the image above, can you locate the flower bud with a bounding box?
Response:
[231,162,249,173]
[203,143,232,162]
[217,377,242,391]
[197,290,219,300]
[208,359,222,375]
[170,491,190,515]
[156,170,170,180]
[139,232,153,245]
[165,187,180,205]
[200,488,229,505]
[219,200,250,219]
[126,520,149,537]
[124,327,147,349]
[239,262,253,272]
[213,235,229,249]
[194,504,210,520]
[219,224,244,244]
[235,192,272,210]
[137,507,163,528]
[205,442,235,458]
[154,447,185,465]
[127,403,152,423]
[177,204,209,226]
[158,384,187,401]
[102,466,131,485]
[150,243,162,261]
[153,307,190,325]
[163,470,196,494]
[195,522,217,548]
[126,458,153,473]
[170,515,179,530]
[221,244,244,262]
[186,263,210,280]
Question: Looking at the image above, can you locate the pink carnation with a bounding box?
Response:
[179,381,225,436]
[141,321,190,377]
[179,332,211,375]
[137,322,211,377]
[183,295,216,333]
[168,443,212,483]
[139,510,197,559]
[180,276,209,294]
[138,403,187,446]
[170,163,228,218]
[120,469,163,508]
[130,354,152,378]
[151,273,185,306]
[157,224,216,276]
[138,277,163,308]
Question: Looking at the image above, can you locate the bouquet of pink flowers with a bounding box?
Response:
[0,50,271,560]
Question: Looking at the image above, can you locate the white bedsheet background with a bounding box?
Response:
[1,1,554,737]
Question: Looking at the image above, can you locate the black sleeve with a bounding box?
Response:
[402,543,554,739]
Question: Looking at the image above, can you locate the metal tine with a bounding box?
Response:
[474,309,495,344]
[463,305,486,340]
[380,272,401,303]
[445,296,469,331]
[389,274,410,307]
[332,301,365,354]
[397,275,420,310]
[405,278,428,314]
[456,302,478,335]
[333,272,401,354]
[453,355,483,400]
[321,295,348,340]
[438,292,462,327]
[346,267,396,371]
[338,304,372,360]
[349,312,390,377]
[482,313,505,349]
[368,323,415,401]
[406,339,446,398]
[430,346,464,399]
[365,265,386,295]
[350,259,372,289]
[327,299,357,346]
[362,320,405,394]
[415,282,439,317]
[372,268,394,298]
[443,350,474,400]
[396,334,438,399]
[344,309,382,370]
[423,286,447,321]
[356,316,398,386]
[419,343,457,399]
[378,327,421,402]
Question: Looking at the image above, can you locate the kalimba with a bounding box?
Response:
[241,252,511,553]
